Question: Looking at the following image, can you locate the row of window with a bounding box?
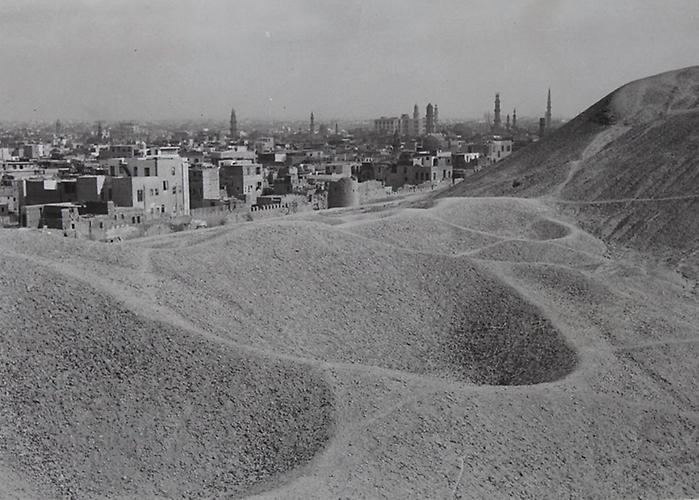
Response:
[136,184,180,202]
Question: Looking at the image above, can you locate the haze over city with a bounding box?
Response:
[2,0,698,122]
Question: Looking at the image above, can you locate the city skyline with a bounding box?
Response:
[1,0,698,122]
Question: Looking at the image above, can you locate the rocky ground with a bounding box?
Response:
[0,189,696,498]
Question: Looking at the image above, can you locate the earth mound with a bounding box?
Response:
[0,257,334,499]
[143,220,577,386]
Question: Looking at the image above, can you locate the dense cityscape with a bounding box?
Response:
[0,91,559,241]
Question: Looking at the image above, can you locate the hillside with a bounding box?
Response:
[444,66,699,268]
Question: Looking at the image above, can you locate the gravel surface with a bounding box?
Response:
[0,191,697,499]
[0,257,333,499]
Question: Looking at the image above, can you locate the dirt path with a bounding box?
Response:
[552,125,632,199]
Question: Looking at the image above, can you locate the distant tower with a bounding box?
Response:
[55,119,62,136]
[493,93,502,130]
[506,114,510,130]
[512,108,517,129]
[413,104,420,136]
[546,88,552,129]
[425,103,434,134]
[96,121,103,140]
[335,123,339,135]
[434,104,439,131]
[229,108,237,139]
[310,112,315,134]
[539,117,546,137]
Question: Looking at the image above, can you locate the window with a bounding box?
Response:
[150,188,154,196]
[155,188,159,196]
[163,180,169,190]
[137,189,144,202]
[161,204,165,213]
[172,186,177,195]
[134,166,138,176]
[145,167,150,176]
[99,221,104,229]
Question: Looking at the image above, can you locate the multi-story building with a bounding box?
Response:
[210,145,256,166]
[219,161,263,204]
[189,164,221,208]
[487,138,513,163]
[374,117,400,136]
[21,144,48,160]
[254,137,275,154]
[384,151,453,189]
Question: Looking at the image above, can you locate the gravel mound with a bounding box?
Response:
[429,198,549,239]
[143,221,577,386]
[344,210,501,255]
[0,257,334,499]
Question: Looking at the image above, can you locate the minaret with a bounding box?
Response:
[413,104,420,137]
[433,104,439,131]
[335,123,339,135]
[310,112,315,134]
[506,114,510,130]
[425,103,434,134]
[229,108,237,139]
[545,89,552,129]
[512,108,517,129]
[493,93,502,130]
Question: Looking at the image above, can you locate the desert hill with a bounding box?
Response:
[444,66,699,269]
[1,188,697,498]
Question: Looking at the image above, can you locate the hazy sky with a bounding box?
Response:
[1,0,698,122]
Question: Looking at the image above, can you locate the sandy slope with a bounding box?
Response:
[0,189,697,498]
[444,66,699,272]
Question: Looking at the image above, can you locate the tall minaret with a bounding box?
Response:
[433,104,439,131]
[413,104,420,136]
[545,89,552,129]
[425,103,434,134]
[493,93,502,130]
[229,108,237,139]
[506,114,510,130]
[310,112,315,134]
[512,108,517,129]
